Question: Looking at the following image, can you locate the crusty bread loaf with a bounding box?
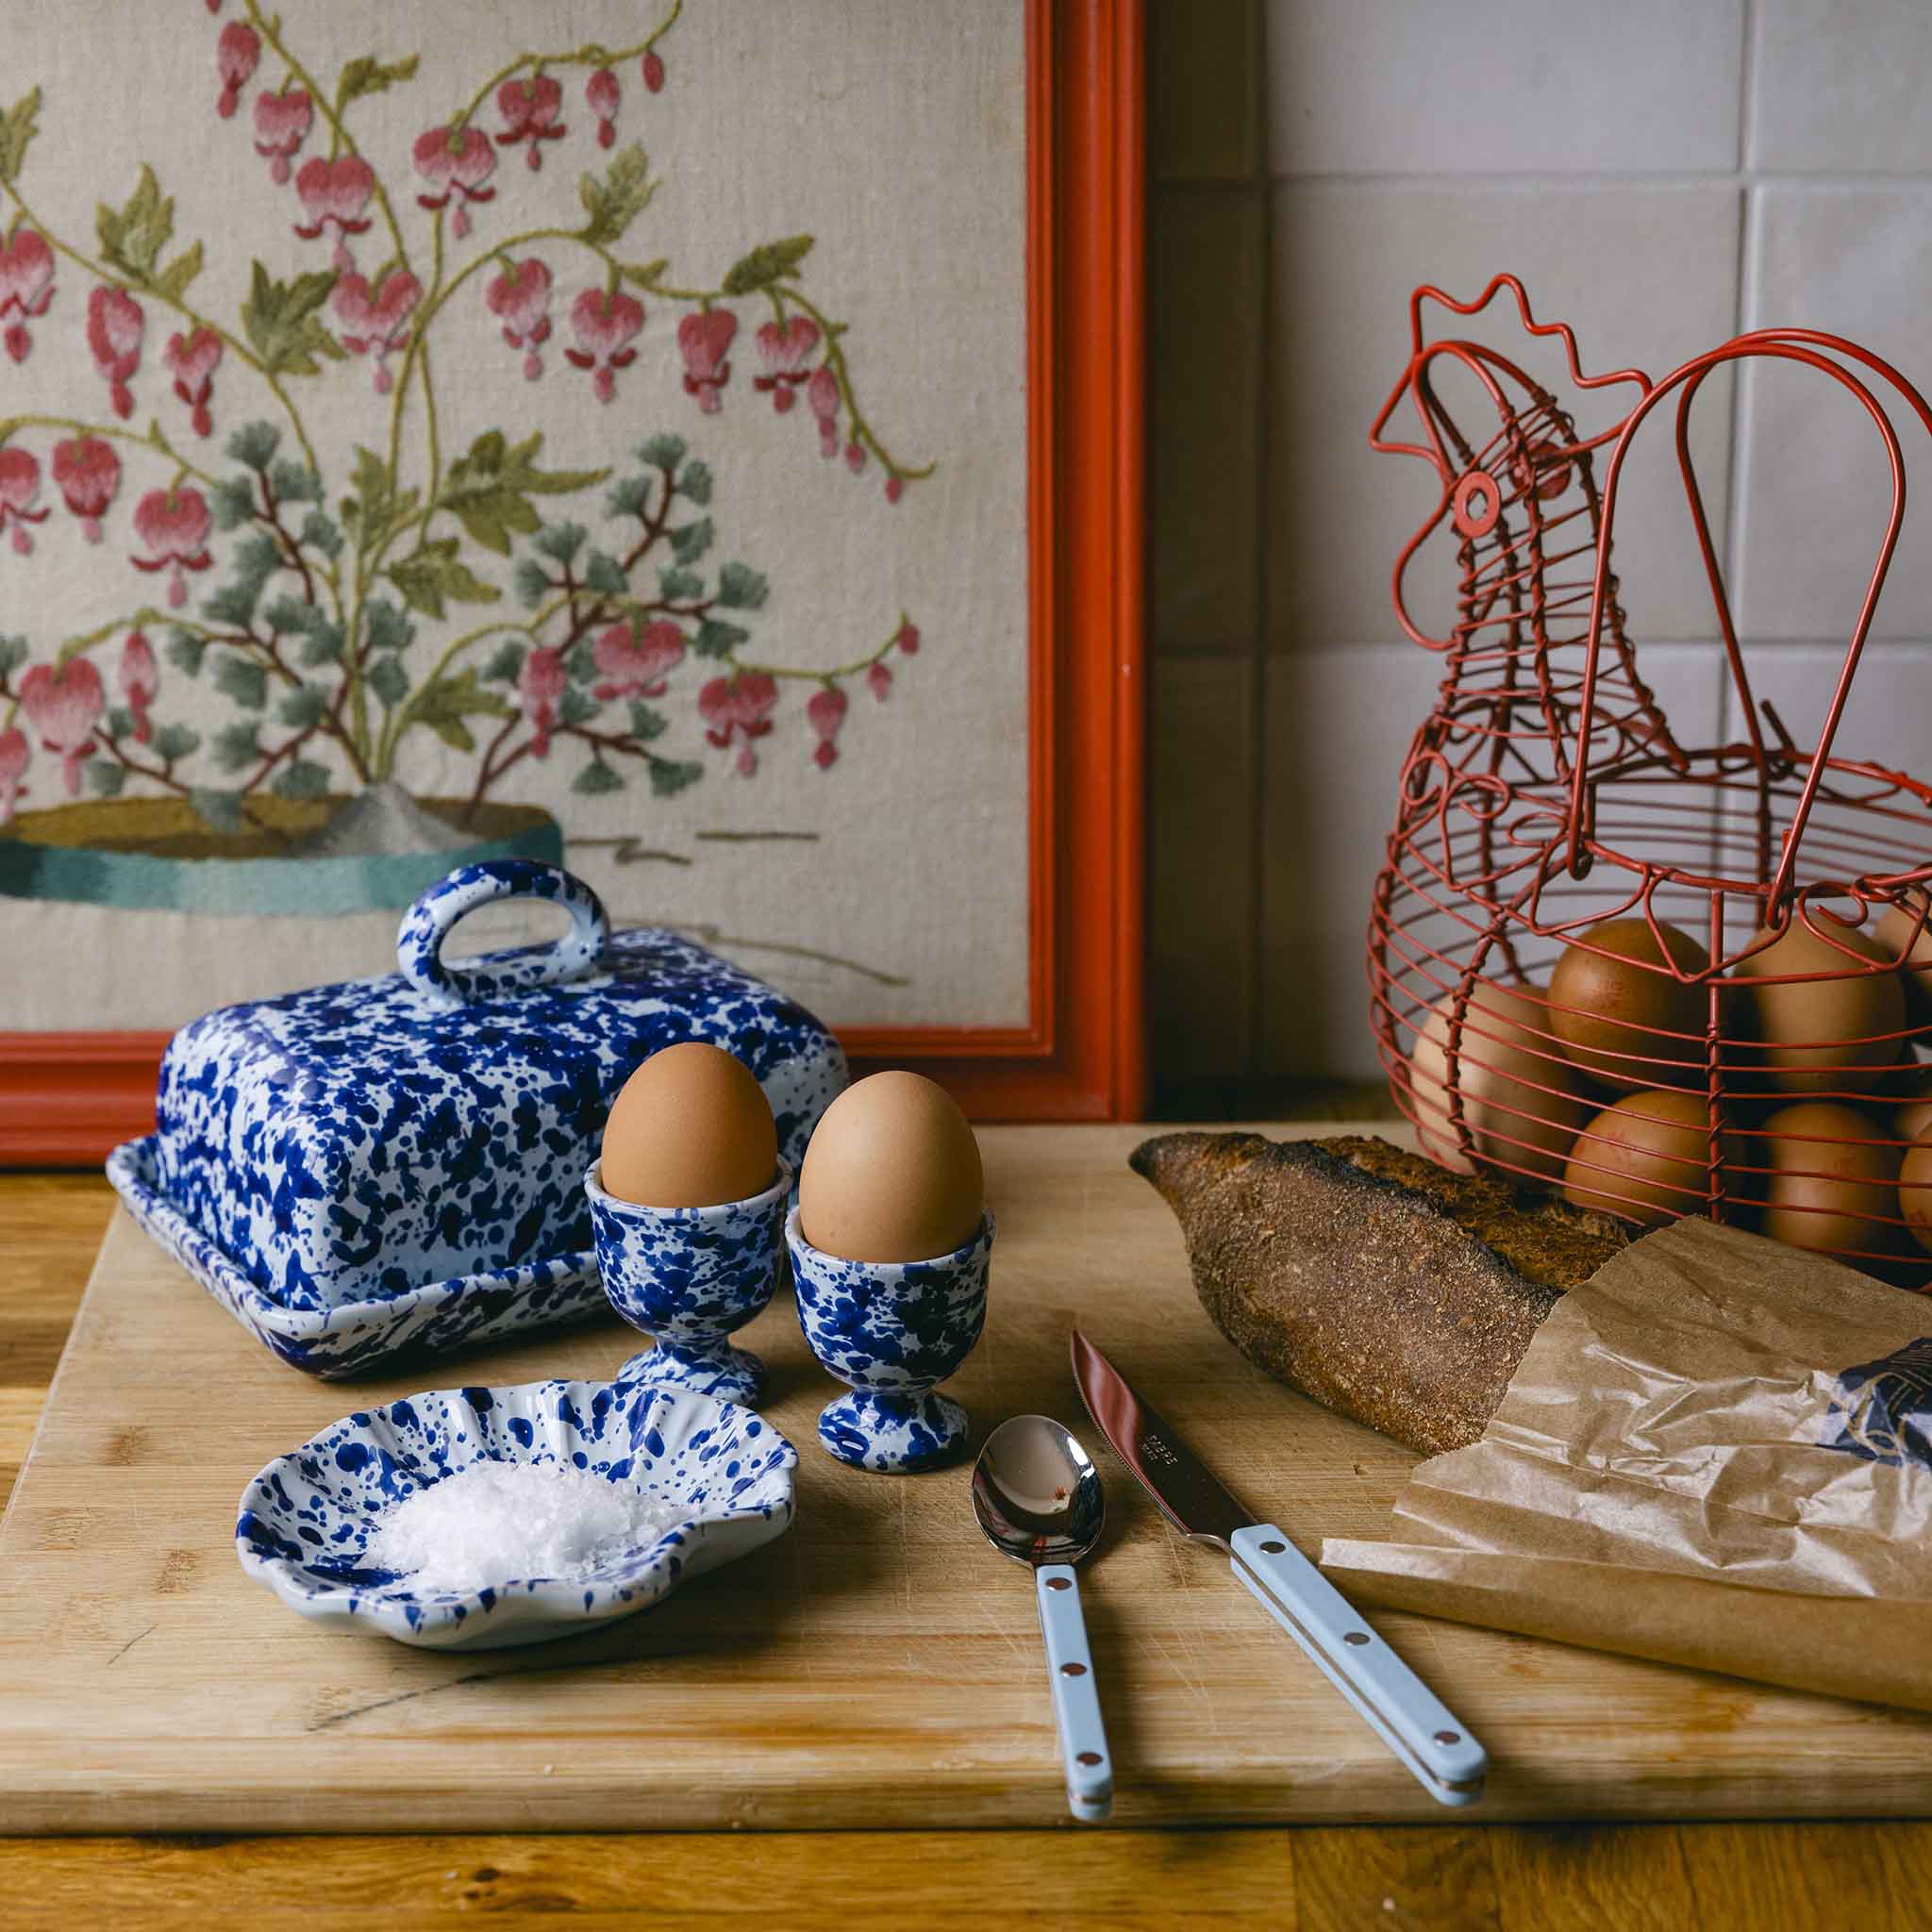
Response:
[1130,1132,1630,1457]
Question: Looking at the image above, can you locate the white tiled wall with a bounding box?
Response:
[1150,0,1932,1089]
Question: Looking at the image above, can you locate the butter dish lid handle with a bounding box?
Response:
[397,859,610,1005]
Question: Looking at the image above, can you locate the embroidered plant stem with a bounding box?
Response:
[775,286,934,485]
[451,3,684,132]
[0,413,216,489]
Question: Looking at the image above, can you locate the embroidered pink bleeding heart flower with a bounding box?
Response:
[86,285,142,418]
[753,316,820,413]
[641,50,666,94]
[678,309,737,415]
[808,364,841,458]
[163,327,223,437]
[18,658,103,795]
[412,125,496,240]
[564,288,643,404]
[0,448,47,555]
[894,617,921,656]
[866,660,892,702]
[252,86,312,186]
[591,619,684,701]
[485,257,552,379]
[332,270,420,394]
[52,437,121,542]
[215,21,259,120]
[0,228,56,364]
[807,685,848,771]
[119,630,158,743]
[130,486,213,608]
[843,439,866,475]
[0,726,26,823]
[292,156,375,272]
[517,645,568,758]
[700,672,777,776]
[885,475,904,504]
[587,67,620,149]
[495,75,565,171]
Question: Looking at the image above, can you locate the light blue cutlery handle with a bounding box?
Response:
[1229,1524,1487,1807]
[1035,1563,1113,1823]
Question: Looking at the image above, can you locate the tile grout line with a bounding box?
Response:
[1245,0,1271,1078]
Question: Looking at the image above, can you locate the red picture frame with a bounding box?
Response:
[0,0,1146,1162]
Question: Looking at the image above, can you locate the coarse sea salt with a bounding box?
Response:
[366,1460,688,1592]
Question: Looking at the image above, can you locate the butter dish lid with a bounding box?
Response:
[150,859,845,1313]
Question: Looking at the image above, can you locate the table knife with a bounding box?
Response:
[1070,1329,1487,1807]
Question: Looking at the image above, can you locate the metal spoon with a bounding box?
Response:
[971,1414,1113,1823]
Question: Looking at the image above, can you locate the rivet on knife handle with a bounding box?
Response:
[1228,1524,1488,1807]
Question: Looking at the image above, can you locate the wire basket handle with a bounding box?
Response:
[1567,330,1932,905]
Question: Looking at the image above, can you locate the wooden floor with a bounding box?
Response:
[4,1169,1925,1927]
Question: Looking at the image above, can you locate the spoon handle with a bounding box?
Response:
[1034,1564,1113,1823]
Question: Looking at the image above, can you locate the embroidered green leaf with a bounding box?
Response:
[300,509,343,559]
[297,623,345,667]
[361,599,413,653]
[639,434,686,471]
[212,656,268,710]
[97,165,176,282]
[670,518,713,565]
[532,521,587,565]
[692,618,749,658]
[366,654,410,709]
[581,549,625,595]
[105,705,135,740]
[155,242,204,303]
[189,786,245,832]
[209,721,260,774]
[210,475,256,532]
[163,630,206,675]
[261,596,308,636]
[232,530,283,588]
[721,234,813,297]
[405,667,509,754]
[271,758,332,801]
[276,682,329,730]
[658,566,703,602]
[649,754,703,797]
[225,422,281,472]
[563,639,596,682]
[439,431,606,556]
[617,256,669,291]
[388,538,501,620]
[716,561,769,610]
[605,475,652,519]
[481,641,526,684]
[202,580,261,627]
[676,459,711,505]
[270,459,321,504]
[85,758,125,797]
[627,702,668,741]
[241,262,343,376]
[512,558,552,608]
[0,635,27,679]
[151,722,200,763]
[577,143,654,247]
[0,89,41,187]
[573,758,624,796]
[337,53,420,112]
[341,445,419,557]
[558,688,599,728]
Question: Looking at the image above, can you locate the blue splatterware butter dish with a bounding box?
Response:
[107,858,846,1377]
[236,1376,797,1650]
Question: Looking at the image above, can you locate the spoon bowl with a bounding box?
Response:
[972,1414,1105,1567]
[970,1414,1113,1824]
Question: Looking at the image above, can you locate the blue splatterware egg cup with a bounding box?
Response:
[787,1208,993,1473]
[235,1376,797,1650]
[587,1161,791,1408]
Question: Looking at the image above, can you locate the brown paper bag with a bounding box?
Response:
[1321,1216,1932,1709]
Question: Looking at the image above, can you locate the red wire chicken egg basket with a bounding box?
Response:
[1365,276,1932,1281]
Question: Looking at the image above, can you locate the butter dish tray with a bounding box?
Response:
[108,858,847,1376]
[236,1376,797,1649]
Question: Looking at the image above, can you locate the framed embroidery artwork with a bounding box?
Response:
[0,0,1144,1157]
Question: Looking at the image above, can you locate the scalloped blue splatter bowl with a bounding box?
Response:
[235,1377,796,1650]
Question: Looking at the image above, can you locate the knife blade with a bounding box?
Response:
[1070,1329,1487,1807]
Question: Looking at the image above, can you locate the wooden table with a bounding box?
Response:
[4,1160,1926,1927]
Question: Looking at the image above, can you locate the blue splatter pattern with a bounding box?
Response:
[235,1375,796,1650]
[787,1208,992,1473]
[588,1160,791,1407]
[110,859,845,1375]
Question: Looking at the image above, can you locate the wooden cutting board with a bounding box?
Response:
[4,1123,1930,1833]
